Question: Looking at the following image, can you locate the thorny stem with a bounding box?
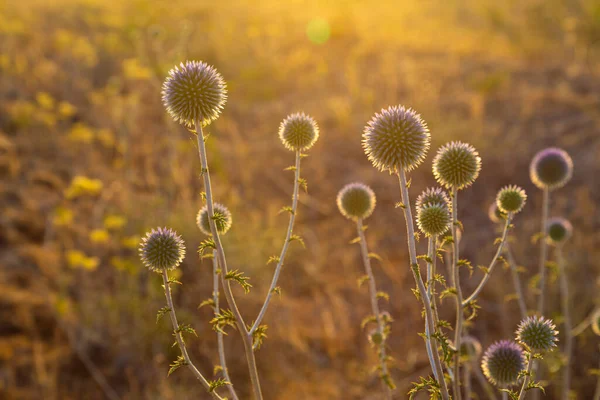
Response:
[161,269,223,400]
[425,236,441,383]
[397,170,450,400]
[517,352,535,400]
[463,214,513,305]
[537,188,550,315]
[557,246,572,400]
[213,251,240,400]
[451,186,464,400]
[251,150,301,335]
[356,218,393,399]
[505,243,528,319]
[195,122,264,400]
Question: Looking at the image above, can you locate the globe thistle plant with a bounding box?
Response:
[278,112,319,151]
[416,187,451,210]
[197,203,233,236]
[530,147,573,190]
[362,105,430,173]
[496,185,527,214]
[432,141,482,190]
[336,183,376,220]
[547,217,573,245]
[162,61,227,127]
[417,202,451,237]
[516,316,558,351]
[481,340,526,386]
[139,227,186,272]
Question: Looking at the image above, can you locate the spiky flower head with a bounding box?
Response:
[362,105,430,173]
[196,203,233,236]
[416,187,451,210]
[460,335,483,363]
[496,185,527,214]
[488,202,507,224]
[516,316,558,351]
[592,308,600,336]
[139,227,186,272]
[546,217,572,245]
[417,203,451,237]
[530,148,573,191]
[433,141,482,190]
[337,183,376,220]
[481,340,525,386]
[278,113,319,151]
[162,61,227,127]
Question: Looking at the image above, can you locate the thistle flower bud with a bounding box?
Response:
[530,148,573,191]
[416,187,450,210]
[368,329,384,346]
[516,316,558,351]
[337,183,376,220]
[496,185,527,214]
[592,308,600,336]
[432,141,481,190]
[362,105,430,173]
[546,217,572,245]
[278,113,319,151]
[417,203,451,237]
[162,61,227,127]
[481,340,525,386]
[460,335,482,362]
[139,227,186,272]
[197,203,233,236]
[488,202,507,224]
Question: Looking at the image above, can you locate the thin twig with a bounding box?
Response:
[213,250,239,400]
[537,188,550,315]
[250,150,301,335]
[505,243,528,319]
[557,246,572,400]
[356,218,393,399]
[425,236,441,383]
[161,269,223,400]
[451,186,464,400]
[463,214,512,305]
[517,351,534,400]
[397,170,450,400]
[195,122,263,400]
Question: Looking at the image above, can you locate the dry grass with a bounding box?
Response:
[0,0,599,398]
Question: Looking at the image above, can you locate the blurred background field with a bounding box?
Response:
[0,0,599,398]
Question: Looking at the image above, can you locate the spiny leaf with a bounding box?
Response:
[167,278,182,285]
[175,323,198,338]
[208,378,230,392]
[198,298,215,309]
[298,177,308,192]
[198,238,216,256]
[349,237,361,244]
[156,307,171,323]
[381,373,396,390]
[417,255,433,263]
[361,315,377,329]
[267,255,280,265]
[251,324,268,350]
[395,202,406,209]
[271,286,282,295]
[368,252,383,261]
[211,309,237,334]
[440,288,457,300]
[376,291,390,301]
[213,365,223,376]
[225,269,252,293]
[279,206,294,215]
[168,355,187,376]
[408,376,441,399]
[284,165,297,171]
[289,234,305,247]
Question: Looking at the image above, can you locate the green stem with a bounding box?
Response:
[425,236,441,383]
[195,122,263,400]
[213,251,239,400]
[161,269,223,400]
[505,243,528,319]
[517,352,535,400]
[397,170,449,400]
[557,246,572,400]
[250,150,301,336]
[451,186,464,400]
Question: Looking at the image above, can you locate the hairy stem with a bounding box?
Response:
[451,186,464,400]
[195,122,263,400]
[505,243,528,319]
[397,170,450,400]
[537,188,550,315]
[463,214,512,305]
[161,269,223,400]
[250,150,301,335]
[356,218,393,399]
[213,251,239,400]
[557,246,572,400]
[517,352,535,400]
[425,236,441,383]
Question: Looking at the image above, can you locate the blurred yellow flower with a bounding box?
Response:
[58,101,77,118]
[36,92,55,110]
[121,235,141,249]
[110,257,137,273]
[65,176,103,199]
[123,58,152,80]
[104,215,127,230]
[68,123,94,143]
[90,229,110,243]
[66,250,99,271]
[53,206,74,226]
[96,128,116,148]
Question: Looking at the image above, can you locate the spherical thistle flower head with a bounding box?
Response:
[162,60,227,127]
[417,202,451,237]
[488,202,507,224]
[481,340,525,386]
[139,227,186,272]
[278,112,319,151]
[496,185,527,214]
[416,187,451,210]
[433,141,482,190]
[362,105,431,173]
[196,203,233,236]
[516,316,559,351]
[337,183,376,220]
[460,335,483,363]
[547,217,573,245]
[530,147,573,191]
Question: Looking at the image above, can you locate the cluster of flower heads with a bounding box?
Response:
[481,316,558,387]
[336,182,376,220]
